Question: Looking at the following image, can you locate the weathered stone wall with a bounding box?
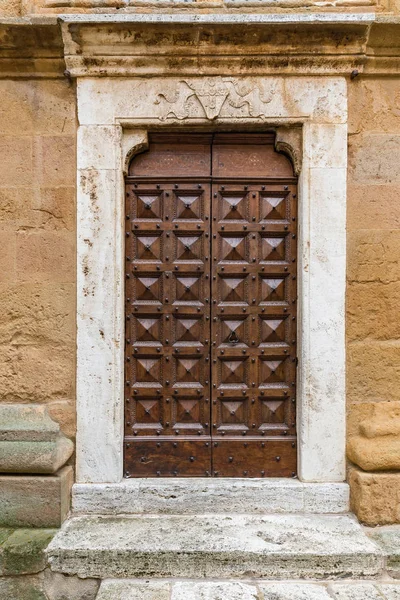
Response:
[0,79,77,441]
[347,77,400,524]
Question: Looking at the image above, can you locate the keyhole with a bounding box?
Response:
[228,331,240,345]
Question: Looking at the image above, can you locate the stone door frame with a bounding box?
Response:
[76,76,347,485]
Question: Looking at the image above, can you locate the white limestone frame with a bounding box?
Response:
[76,76,347,485]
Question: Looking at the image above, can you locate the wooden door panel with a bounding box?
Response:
[125,133,298,478]
[125,179,212,476]
[211,177,297,477]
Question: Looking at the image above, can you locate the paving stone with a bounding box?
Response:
[97,579,171,600]
[171,581,259,600]
[378,585,400,599]
[259,583,331,599]
[329,583,383,599]
[368,526,400,577]
[46,514,383,580]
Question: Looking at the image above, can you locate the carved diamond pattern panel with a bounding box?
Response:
[134,275,162,303]
[174,316,202,344]
[175,275,202,303]
[126,138,298,477]
[220,235,248,263]
[220,318,247,346]
[260,195,287,221]
[135,316,162,343]
[175,193,202,220]
[219,276,247,304]
[136,399,162,425]
[260,277,286,303]
[261,399,286,425]
[175,357,202,386]
[134,357,162,385]
[175,234,203,262]
[135,234,162,261]
[135,193,162,220]
[220,399,247,426]
[260,318,287,345]
[173,398,202,428]
[220,194,248,222]
[219,358,248,387]
[259,358,287,386]
[261,236,286,262]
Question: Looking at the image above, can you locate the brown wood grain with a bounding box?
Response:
[125,133,297,477]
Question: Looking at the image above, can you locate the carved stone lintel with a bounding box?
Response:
[275,126,303,175]
[155,77,276,122]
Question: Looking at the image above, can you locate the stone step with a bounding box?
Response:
[96,579,400,600]
[72,479,349,515]
[47,514,384,580]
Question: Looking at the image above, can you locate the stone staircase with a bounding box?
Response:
[46,480,400,599]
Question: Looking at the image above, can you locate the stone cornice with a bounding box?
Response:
[58,13,400,76]
[0,18,65,77]
[0,13,399,77]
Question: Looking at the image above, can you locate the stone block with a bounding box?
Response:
[349,134,400,184]
[16,231,75,284]
[0,404,73,473]
[72,480,349,516]
[33,135,75,187]
[347,341,400,403]
[172,581,259,600]
[32,187,76,232]
[46,514,383,580]
[328,583,385,599]
[347,282,400,342]
[259,583,331,599]
[0,345,75,402]
[347,402,400,471]
[0,574,47,600]
[0,283,75,348]
[348,79,400,136]
[349,467,400,526]
[32,81,76,136]
[347,184,400,231]
[48,399,76,440]
[43,570,100,600]
[0,231,16,283]
[0,528,56,576]
[0,467,73,528]
[97,580,171,600]
[0,137,33,186]
[0,187,36,230]
[347,230,400,285]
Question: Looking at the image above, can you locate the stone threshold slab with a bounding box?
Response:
[72,479,349,515]
[96,579,400,600]
[47,514,383,580]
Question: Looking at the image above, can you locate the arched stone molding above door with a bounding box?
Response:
[76,76,347,487]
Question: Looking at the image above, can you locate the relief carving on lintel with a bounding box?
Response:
[155,77,277,121]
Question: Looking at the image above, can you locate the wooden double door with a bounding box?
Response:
[124,133,298,477]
